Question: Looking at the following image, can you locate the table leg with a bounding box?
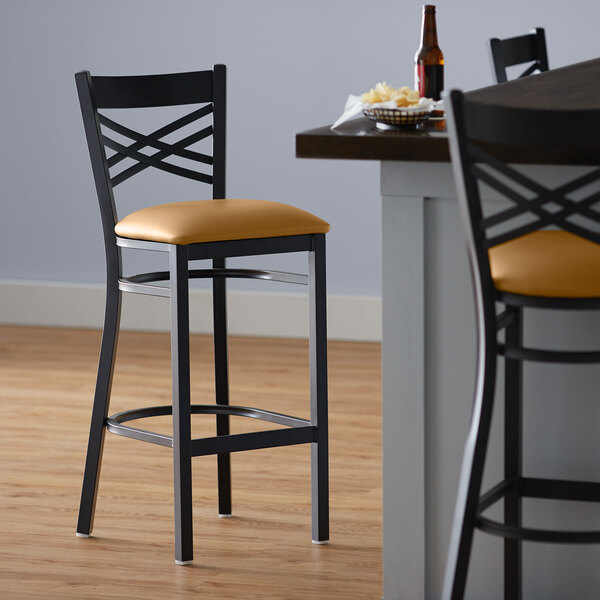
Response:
[382,191,425,600]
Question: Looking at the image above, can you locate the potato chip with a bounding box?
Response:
[361,82,421,107]
[406,90,420,103]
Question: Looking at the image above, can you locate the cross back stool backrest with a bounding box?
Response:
[489,28,549,83]
[446,90,600,310]
[76,66,226,245]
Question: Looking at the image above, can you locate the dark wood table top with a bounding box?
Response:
[296,58,600,164]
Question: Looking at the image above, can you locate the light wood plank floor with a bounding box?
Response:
[0,326,381,599]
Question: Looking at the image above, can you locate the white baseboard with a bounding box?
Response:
[0,280,381,342]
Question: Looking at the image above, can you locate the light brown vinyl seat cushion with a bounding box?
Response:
[114,199,330,245]
[489,230,600,298]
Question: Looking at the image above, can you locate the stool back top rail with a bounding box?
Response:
[441,90,600,599]
[489,27,549,83]
[74,65,329,564]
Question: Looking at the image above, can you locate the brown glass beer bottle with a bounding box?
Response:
[414,5,444,100]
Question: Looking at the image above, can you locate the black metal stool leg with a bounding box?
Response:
[213,257,232,517]
[504,306,523,600]
[309,234,329,543]
[77,277,122,537]
[170,245,193,565]
[442,337,498,600]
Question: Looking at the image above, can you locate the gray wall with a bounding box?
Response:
[1,0,598,297]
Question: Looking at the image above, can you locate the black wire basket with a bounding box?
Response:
[363,106,431,129]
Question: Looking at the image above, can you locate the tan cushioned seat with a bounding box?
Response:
[489,230,600,298]
[114,199,330,245]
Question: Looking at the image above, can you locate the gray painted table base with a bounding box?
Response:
[380,161,600,600]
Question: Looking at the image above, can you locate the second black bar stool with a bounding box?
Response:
[442,89,600,599]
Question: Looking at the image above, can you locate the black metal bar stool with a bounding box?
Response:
[489,27,549,83]
[74,65,329,564]
[442,90,600,599]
